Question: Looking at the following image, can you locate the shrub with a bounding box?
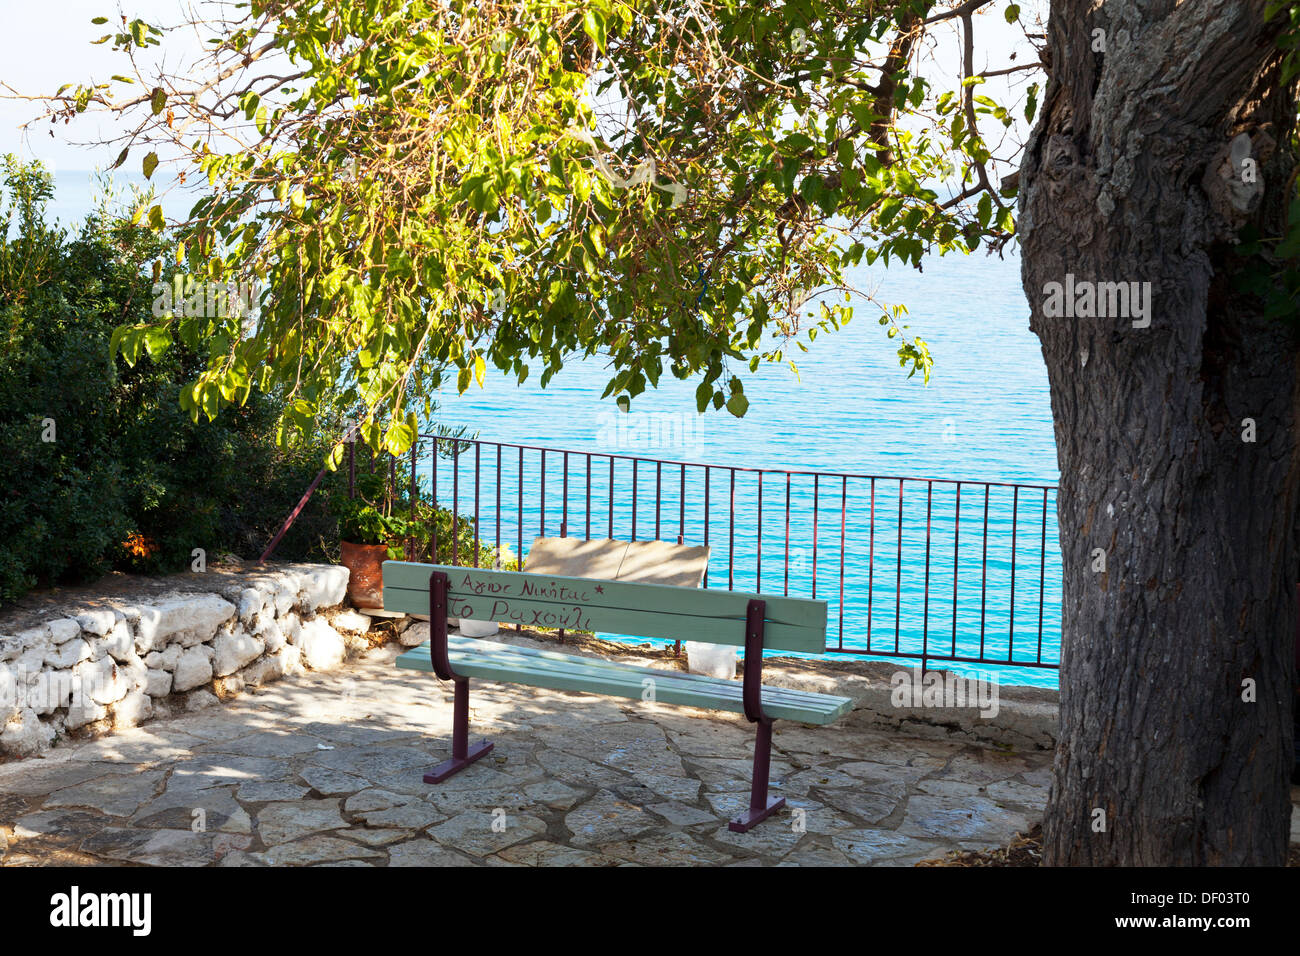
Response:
[0,158,343,604]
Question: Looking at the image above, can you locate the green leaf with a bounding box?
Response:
[142,152,158,179]
[142,326,170,359]
[151,87,166,115]
[1005,4,1021,23]
[695,380,712,413]
[726,391,749,417]
[1024,82,1040,124]
[583,9,607,50]
[147,204,164,231]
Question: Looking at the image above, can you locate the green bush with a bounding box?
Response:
[0,158,344,605]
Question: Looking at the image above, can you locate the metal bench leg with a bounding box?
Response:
[729,718,786,832]
[423,678,494,784]
[728,599,785,832]
[423,571,493,783]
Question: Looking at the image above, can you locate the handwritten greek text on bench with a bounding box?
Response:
[459,573,593,604]
[450,595,593,631]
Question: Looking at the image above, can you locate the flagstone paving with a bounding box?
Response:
[0,642,1280,867]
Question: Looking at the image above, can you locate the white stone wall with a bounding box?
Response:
[0,564,371,758]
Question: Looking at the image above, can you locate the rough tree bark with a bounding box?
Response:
[1020,0,1299,865]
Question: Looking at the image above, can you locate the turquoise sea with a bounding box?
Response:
[433,245,1062,687]
[48,169,1063,687]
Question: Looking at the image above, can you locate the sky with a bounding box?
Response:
[0,0,200,175]
[1,0,1046,176]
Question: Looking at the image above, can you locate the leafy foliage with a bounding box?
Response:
[335,464,514,568]
[37,0,1036,455]
[0,157,344,604]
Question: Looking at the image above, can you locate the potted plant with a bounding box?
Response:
[402,501,515,636]
[333,474,407,608]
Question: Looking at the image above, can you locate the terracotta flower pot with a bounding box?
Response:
[340,541,388,608]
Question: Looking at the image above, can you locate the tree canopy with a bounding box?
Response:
[22,0,1049,459]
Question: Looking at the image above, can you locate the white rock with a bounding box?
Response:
[239,657,273,687]
[44,637,91,670]
[158,644,182,672]
[76,656,129,706]
[134,593,236,653]
[270,578,297,616]
[278,644,302,678]
[299,619,346,671]
[134,606,162,651]
[65,694,108,730]
[257,618,286,654]
[46,618,82,644]
[29,669,75,715]
[73,610,115,636]
[172,646,214,692]
[242,641,298,686]
[122,657,148,693]
[332,609,372,634]
[295,564,349,613]
[15,647,45,681]
[0,707,55,755]
[0,636,22,662]
[212,629,265,677]
[237,587,267,624]
[13,625,50,652]
[113,689,153,728]
[96,621,135,663]
[280,613,303,646]
[0,663,17,724]
[399,622,430,647]
[145,668,173,698]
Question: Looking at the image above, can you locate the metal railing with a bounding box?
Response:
[293,434,1062,677]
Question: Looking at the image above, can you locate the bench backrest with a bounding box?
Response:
[382,561,828,654]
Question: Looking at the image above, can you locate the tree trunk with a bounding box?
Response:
[1020,0,1299,864]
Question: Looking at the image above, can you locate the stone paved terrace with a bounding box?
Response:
[1,637,1296,866]
[0,636,1063,867]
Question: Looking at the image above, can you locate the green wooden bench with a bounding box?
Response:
[383,560,853,832]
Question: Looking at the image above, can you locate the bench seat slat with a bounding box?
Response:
[397,644,849,721]
[448,657,848,725]
[395,639,853,726]
[444,646,840,711]
[418,635,849,707]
